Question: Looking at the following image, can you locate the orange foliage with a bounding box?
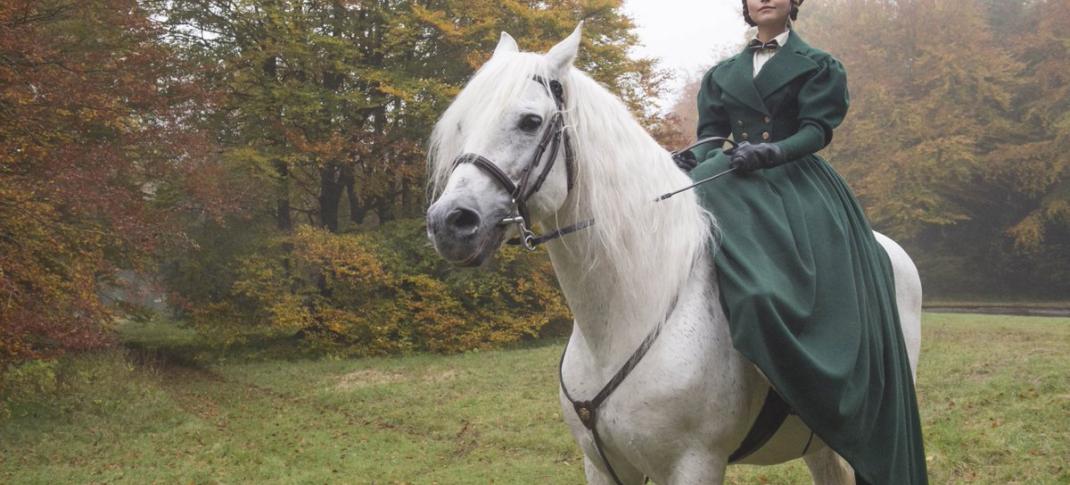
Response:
[211,221,570,355]
[0,1,221,366]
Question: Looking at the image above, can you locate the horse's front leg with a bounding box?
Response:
[662,452,727,485]
[803,446,855,485]
[584,454,645,485]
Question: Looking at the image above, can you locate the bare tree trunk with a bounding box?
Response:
[263,54,293,232]
[377,198,395,223]
[342,166,362,225]
[274,160,293,231]
[319,164,344,232]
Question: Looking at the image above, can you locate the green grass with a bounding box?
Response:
[2,314,1068,484]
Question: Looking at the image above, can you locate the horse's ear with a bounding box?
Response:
[546,22,583,76]
[493,32,519,58]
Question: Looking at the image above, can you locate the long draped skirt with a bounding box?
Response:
[691,152,928,485]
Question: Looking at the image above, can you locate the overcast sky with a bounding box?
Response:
[622,0,751,109]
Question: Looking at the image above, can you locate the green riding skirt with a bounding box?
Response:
[691,151,928,485]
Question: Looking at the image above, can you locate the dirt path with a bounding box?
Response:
[924,306,1070,317]
[122,342,436,439]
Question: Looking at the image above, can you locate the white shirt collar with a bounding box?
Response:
[753,29,791,48]
[752,30,791,77]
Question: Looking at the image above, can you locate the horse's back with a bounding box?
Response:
[873,231,922,380]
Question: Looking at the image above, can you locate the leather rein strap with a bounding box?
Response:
[558,274,687,485]
[557,254,792,483]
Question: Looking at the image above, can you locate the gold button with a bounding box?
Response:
[763,116,771,123]
[762,131,771,141]
[741,132,749,140]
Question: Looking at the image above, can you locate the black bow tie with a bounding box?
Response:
[748,39,780,51]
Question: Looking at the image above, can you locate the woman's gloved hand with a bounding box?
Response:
[728,142,786,173]
[672,150,698,172]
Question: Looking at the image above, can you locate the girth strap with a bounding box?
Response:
[727,388,794,463]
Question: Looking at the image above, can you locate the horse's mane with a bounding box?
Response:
[429,50,714,305]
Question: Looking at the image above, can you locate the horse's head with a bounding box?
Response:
[426,25,582,266]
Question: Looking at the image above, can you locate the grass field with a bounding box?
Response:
[1,313,1068,484]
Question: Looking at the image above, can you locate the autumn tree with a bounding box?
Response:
[999,0,1070,283]
[152,0,667,341]
[153,0,665,233]
[0,0,218,366]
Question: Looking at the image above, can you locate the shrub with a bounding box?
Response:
[186,219,570,355]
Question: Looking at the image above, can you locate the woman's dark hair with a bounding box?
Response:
[742,0,803,27]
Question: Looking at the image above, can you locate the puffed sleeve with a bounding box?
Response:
[776,55,850,160]
[693,65,731,162]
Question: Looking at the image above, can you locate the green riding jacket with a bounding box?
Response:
[689,30,929,485]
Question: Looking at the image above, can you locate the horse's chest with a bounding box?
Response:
[559,321,750,474]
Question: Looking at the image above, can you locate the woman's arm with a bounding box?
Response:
[774,56,850,161]
[694,66,731,162]
[774,123,825,162]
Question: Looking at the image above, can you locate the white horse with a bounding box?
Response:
[426,25,922,485]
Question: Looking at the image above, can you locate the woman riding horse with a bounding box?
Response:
[676,0,929,483]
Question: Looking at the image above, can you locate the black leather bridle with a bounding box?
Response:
[449,76,737,251]
[449,75,588,250]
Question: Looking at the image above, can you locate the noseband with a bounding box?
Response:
[449,76,582,250]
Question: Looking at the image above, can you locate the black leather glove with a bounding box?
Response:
[728,142,786,173]
[672,150,698,172]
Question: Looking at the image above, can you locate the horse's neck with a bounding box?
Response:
[545,178,709,371]
[542,74,713,370]
[547,246,640,357]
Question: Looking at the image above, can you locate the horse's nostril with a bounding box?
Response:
[446,207,481,233]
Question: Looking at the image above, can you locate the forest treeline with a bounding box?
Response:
[1,0,1067,367]
[1,0,660,365]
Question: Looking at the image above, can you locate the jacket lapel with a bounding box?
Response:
[712,52,770,116]
[753,30,820,100]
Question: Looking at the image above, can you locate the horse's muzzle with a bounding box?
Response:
[426,197,507,267]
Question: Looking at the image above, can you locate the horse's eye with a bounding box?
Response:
[518,114,543,132]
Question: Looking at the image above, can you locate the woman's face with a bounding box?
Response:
[746,0,791,28]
